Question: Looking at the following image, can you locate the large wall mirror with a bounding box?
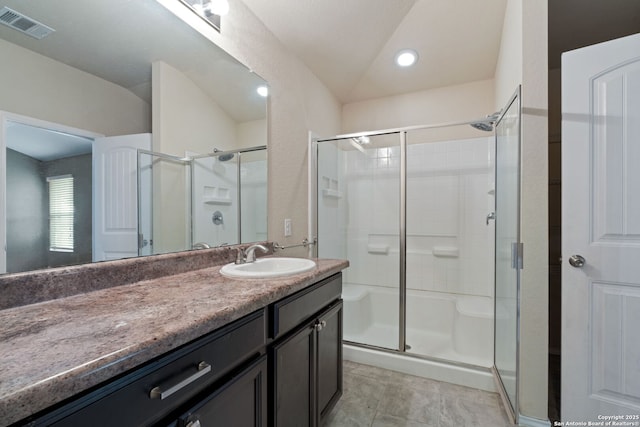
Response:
[0,0,268,274]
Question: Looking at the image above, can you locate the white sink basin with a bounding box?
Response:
[220,257,316,279]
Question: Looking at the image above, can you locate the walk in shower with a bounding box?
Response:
[313,89,521,420]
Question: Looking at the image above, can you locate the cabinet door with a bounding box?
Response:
[271,320,316,427]
[178,355,267,427]
[317,301,343,422]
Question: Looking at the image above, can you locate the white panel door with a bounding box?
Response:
[562,33,640,422]
[93,134,151,261]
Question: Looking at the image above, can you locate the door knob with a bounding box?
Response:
[568,255,585,268]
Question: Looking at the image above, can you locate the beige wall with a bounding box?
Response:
[237,119,267,149]
[495,0,549,421]
[156,0,342,255]
[495,1,523,109]
[342,79,496,134]
[150,60,269,252]
[152,60,237,157]
[0,39,150,136]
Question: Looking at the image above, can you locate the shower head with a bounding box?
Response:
[212,148,235,162]
[470,111,501,132]
[470,122,494,132]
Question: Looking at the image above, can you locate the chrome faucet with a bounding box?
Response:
[235,244,269,264]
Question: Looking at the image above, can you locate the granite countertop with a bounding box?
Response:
[0,257,348,426]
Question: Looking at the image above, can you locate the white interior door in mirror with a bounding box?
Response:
[93,134,151,261]
[562,33,640,421]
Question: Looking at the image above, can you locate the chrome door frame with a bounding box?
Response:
[314,114,503,354]
[491,85,522,425]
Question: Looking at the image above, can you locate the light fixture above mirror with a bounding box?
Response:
[257,85,269,97]
[180,0,230,32]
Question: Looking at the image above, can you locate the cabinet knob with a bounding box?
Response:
[315,320,327,331]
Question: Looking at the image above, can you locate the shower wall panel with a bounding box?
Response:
[192,156,239,247]
[343,137,493,298]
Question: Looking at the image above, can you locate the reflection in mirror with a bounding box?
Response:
[239,149,268,243]
[0,0,268,274]
[138,150,193,257]
[191,146,267,249]
[138,146,267,256]
[178,0,227,32]
[5,121,94,273]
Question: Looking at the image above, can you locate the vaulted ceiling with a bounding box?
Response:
[242,0,640,104]
[240,0,508,103]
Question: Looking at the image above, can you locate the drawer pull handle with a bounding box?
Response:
[149,361,211,400]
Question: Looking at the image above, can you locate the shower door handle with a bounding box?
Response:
[486,212,496,225]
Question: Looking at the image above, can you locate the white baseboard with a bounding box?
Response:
[518,414,551,427]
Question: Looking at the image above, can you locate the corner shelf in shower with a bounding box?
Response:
[321,176,342,199]
[203,185,232,205]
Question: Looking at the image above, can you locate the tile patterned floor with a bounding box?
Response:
[324,360,514,427]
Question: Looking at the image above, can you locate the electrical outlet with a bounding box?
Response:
[284,218,292,237]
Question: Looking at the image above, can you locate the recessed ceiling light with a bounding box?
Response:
[257,85,269,97]
[395,49,418,67]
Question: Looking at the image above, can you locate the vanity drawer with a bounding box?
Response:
[269,273,342,339]
[39,309,266,427]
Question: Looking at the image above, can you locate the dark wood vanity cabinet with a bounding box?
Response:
[30,309,267,427]
[22,273,343,427]
[174,355,268,427]
[270,274,343,427]
[271,301,343,427]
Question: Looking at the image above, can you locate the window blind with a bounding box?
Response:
[48,175,74,252]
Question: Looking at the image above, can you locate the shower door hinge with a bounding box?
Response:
[511,242,524,270]
[138,233,149,249]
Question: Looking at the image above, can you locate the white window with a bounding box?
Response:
[48,175,74,252]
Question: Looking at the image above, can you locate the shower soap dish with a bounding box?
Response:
[367,244,389,254]
[432,246,459,258]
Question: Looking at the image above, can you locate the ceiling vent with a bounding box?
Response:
[0,7,55,40]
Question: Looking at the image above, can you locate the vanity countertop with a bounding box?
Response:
[0,257,348,426]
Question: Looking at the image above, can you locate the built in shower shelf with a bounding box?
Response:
[203,185,231,205]
[322,189,343,199]
[203,197,232,205]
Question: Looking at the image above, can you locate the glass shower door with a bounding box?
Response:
[493,88,521,420]
[317,133,401,350]
[239,149,267,243]
[137,150,192,256]
[404,125,495,366]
